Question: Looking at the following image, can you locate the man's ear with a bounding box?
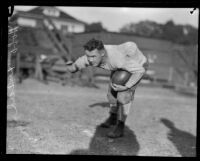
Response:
[100,50,105,56]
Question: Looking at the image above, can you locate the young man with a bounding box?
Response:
[66,38,148,138]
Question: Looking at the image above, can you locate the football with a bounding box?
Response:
[111,70,131,85]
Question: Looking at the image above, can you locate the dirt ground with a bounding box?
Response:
[6,78,197,156]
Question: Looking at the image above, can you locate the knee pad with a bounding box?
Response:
[122,102,132,115]
[118,102,132,121]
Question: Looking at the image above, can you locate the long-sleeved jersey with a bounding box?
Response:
[74,41,148,88]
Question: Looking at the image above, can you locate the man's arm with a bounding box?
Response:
[66,62,79,73]
[125,72,144,89]
[66,55,90,73]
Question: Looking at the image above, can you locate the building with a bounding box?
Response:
[14,6,87,34]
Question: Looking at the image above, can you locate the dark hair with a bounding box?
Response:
[83,38,104,51]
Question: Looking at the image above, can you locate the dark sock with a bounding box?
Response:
[117,120,125,128]
[110,112,117,118]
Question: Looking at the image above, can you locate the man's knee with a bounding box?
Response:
[117,91,132,105]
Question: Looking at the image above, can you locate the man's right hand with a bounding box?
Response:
[65,61,78,73]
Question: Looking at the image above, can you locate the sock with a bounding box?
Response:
[118,120,125,127]
[109,103,118,114]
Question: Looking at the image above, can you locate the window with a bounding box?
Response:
[43,8,60,17]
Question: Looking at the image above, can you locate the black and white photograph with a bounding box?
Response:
[6,4,198,156]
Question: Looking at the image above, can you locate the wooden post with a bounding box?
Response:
[168,67,174,82]
[16,52,20,81]
[184,72,189,87]
[35,55,43,80]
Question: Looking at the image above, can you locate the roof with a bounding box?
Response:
[18,6,87,25]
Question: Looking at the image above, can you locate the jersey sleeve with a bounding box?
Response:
[122,42,148,74]
[125,72,144,88]
[74,55,90,70]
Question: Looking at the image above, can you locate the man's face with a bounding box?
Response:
[85,49,103,67]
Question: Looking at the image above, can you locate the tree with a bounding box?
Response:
[162,20,198,45]
[180,25,198,45]
[162,20,182,42]
[85,22,107,32]
[120,20,163,38]
[120,20,198,45]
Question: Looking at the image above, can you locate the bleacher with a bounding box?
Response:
[18,27,55,51]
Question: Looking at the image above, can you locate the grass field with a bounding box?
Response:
[7,78,197,156]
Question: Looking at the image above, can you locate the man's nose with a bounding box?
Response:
[88,58,93,63]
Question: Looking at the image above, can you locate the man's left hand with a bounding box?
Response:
[111,83,128,92]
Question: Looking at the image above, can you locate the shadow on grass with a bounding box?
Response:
[7,120,30,128]
[160,118,196,157]
[70,125,140,155]
[89,102,110,108]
